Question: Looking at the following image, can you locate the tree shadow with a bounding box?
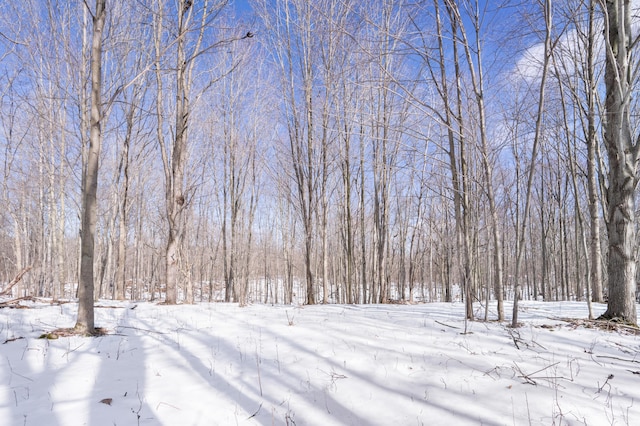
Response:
[87,303,157,425]
[124,303,505,425]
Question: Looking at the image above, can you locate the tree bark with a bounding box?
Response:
[76,0,106,334]
[114,84,138,301]
[164,1,190,305]
[599,0,638,324]
[586,0,604,303]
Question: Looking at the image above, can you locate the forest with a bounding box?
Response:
[0,0,639,329]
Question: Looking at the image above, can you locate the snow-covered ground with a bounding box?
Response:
[0,300,638,425]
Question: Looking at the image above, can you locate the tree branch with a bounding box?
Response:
[0,266,32,297]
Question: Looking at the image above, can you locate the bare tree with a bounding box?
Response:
[208,36,263,304]
[258,0,320,304]
[75,0,106,334]
[512,0,553,328]
[585,0,604,303]
[445,0,503,320]
[361,0,408,304]
[0,72,31,298]
[598,0,638,324]
[2,0,634,312]
[550,0,605,305]
[154,0,232,304]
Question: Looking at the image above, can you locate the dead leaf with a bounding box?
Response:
[39,333,59,340]
[99,398,113,406]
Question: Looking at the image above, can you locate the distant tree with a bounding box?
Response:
[211,40,261,305]
[444,0,503,320]
[585,0,604,304]
[257,0,320,304]
[511,0,553,328]
[154,0,237,304]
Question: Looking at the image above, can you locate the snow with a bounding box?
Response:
[1,300,639,425]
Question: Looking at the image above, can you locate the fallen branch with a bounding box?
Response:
[0,296,35,309]
[597,374,614,393]
[247,403,263,420]
[0,266,32,296]
[513,362,535,385]
[513,362,561,385]
[435,320,461,330]
[597,355,640,364]
[507,327,521,350]
[117,325,167,335]
[554,317,640,335]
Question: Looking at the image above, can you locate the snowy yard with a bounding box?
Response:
[0,300,638,425]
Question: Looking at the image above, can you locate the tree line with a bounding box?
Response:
[0,0,637,331]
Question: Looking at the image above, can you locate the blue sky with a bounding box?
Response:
[233,0,253,14]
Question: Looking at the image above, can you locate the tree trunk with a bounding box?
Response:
[445,0,500,320]
[76,0,106,334]
[513,0,551,326]
[360,122,367,304]
[599,0,638,324]
[163,0,192,304]
[604,173,637,320]
[115,87,136,301]
[586,0,604,303]
[435,0,475,319]
[164,32,187,305]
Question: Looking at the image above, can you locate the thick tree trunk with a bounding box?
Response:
[604,169,637,321]
[599,0,638,324]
